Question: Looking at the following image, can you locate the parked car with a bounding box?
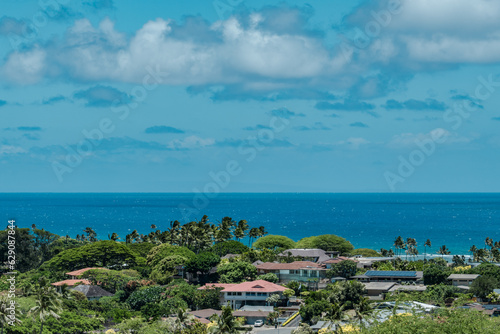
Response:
[254,320,264,327]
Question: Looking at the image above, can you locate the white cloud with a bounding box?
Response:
[335,137,370,150]
[2,15,346,87]
[0,145,26,155]
[387,128,470,148]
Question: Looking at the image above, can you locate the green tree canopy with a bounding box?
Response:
[209,240,249,257]
[217,261,257,283]
[42,240,138,272]
[127,242,156,258]
[424,264,452,285]
[252,235,295,250]
[349,248,381,257]
[146,244,196,268]
[257,273,279,283]
[81,269,139,293]
[470,263,500,282]
[149,255,189,284]
[296,235,354,254]
[326,260,357,279]
[185,252,221,275]
[470,276,499,299]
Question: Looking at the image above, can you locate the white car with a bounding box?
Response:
[254,320,264,327]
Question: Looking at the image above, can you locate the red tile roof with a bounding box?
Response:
[222,280,288,293]
[256,261,324,270]
[51,279,91,287]
[65,267,108,277]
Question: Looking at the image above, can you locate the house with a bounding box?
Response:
[321,256,356,269]
[199,280,287,310]
[188,306,273,325]
[71,284,113,300]
[277,249,338,263]
[447,274,480,288]
[65,267,107,279]
[461,304,500,317]
[255,261,327,282]
[352,257,395,269]
[51,279,91,287]
[362,282,396,300]
[352,271,423,283]
[388,284,427,293]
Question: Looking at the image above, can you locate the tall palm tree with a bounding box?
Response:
[258,226,268,238]
[174,308,194,332]
[83,227,97,242]
[0,296,21,333]
[394,236,404,257]
[167,220,181,245]
[248,227,260,247]
[108,232,119,241]
[469,245,478,261]
[30,278,62,334]
[210,305,239,334]
[485,237,494,250]
[424,239,431,261]
[438,245,450,258]
[234,220,249,241]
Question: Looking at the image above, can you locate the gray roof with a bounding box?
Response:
[448,274,480,280]
[278,249,331,262]
[71,285,113,298]
[389,285,427,292]
[239,305,274,312]
[362,282,396,291]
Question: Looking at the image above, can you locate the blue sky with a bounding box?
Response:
[1,0,500,192]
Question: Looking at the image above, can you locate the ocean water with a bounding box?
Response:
[1,193,499,255]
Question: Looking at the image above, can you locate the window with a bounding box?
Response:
[246,292,256,296]
[290,270,300,275]
[257,292,267,296]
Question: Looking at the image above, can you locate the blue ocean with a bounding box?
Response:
[1,193,499,255]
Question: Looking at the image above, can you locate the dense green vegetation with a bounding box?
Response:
[3,223,500,333]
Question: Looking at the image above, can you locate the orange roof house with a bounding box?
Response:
[51,279,91,287]
[66,267,108,279]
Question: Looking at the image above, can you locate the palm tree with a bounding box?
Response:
[469,245,478,261]
[354,297,372,323]
[438,245,450,258]
[108,232,119,241]
[210,305,239,334]
[83,227,97,242]
[234,220,249,241]
[174,308,194,332]
[151,224,157,230]
[248,227,260,247]
[167,220,181,245]
[0,296,21,333]
[485,237,494,250]
[424,239,431,261]
[30,278,62,334]
[394,236,404,257]
[258,226,268,238]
